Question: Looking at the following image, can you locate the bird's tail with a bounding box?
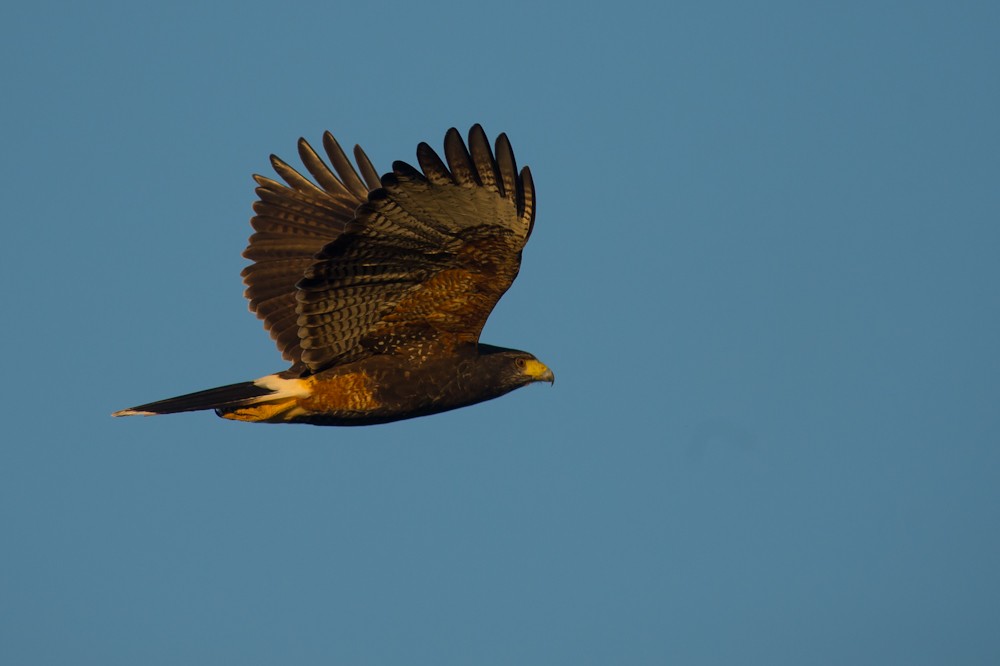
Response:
[112,374,310,420]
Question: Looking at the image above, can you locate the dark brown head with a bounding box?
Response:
[475,345,555,394]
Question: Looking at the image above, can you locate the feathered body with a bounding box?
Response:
[114,125,552,425]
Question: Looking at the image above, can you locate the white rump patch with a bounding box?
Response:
[253,374,310,400]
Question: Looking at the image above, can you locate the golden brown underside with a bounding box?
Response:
[221,371,380,423]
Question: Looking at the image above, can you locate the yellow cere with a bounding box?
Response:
[523,359,555,383]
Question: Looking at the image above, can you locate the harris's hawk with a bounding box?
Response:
[113,125,553,426]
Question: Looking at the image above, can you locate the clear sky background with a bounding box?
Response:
[2,1,998,663]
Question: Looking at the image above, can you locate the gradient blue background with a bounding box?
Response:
[3,1,998,663]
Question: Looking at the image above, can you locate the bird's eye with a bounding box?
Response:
[516,357,526,369]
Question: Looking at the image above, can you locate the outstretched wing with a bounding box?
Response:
[294,125,536,372]
[242,132,382,365]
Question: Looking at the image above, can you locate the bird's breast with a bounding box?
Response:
[299,371,382,414]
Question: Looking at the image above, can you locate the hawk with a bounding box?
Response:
[113,125,553,425]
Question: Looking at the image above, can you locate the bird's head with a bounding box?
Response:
[477,344,554,390]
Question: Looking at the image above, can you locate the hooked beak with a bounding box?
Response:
[523,359,555,385]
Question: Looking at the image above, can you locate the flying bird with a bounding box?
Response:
[113,125,553,426]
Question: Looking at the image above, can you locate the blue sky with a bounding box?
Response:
[3,1,999,663]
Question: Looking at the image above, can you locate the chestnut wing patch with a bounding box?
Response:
[294,126,535,372]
